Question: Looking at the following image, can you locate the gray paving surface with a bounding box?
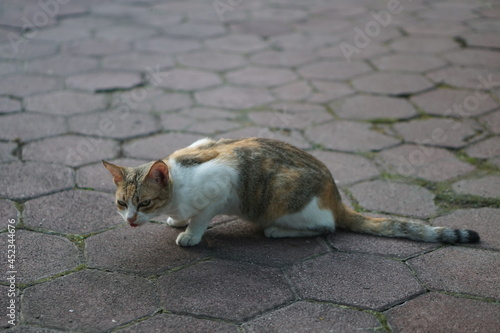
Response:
[1,0,499,332]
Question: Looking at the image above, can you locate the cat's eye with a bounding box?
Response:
[138,199,151,208]
[117,200,127,208]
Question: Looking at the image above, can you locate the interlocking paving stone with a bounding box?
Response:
[153,68,222,91]
[0,143,18,162]
[427,67,500,89]
[305,121,400,152]
[187,119,242,134]
[349,180,437,218]
[177,51,245,71]
[252,8,308,22]
[452,175,500,199]
[372,54,446,72]
[0,113,66,142]
[0,162,74,201]
[287,253,424,310]
[270,32,338,50]
[443,49,500,68]
[66,71,142,92]
[23,135,119,167]
[135,32,205,54]
[272,81,312,101]
[123,133,201,160]
[157,260,294,321]
[77,158,150,193]
[63,38,130,56]
[248,109,332,129]
[205,34,268,53]
[243,301,381,332]
[24,90,107,116]
[386,293,500,332]
[0,97,21,113]
[318,43,389,61]
[403,20,467,36]
[390,36,458,53]
[69,110,160,139]
[329,228,438,259]
[149,92,193,112]
[25,54,99,76]
[0,230,79,283]
[0,40,58,60]
[195,86,274,109]
[352,72,434,95]
[165,22,226,39]
[0,74,60,97]
[101,52,174,71]
[95,25,157,41]
[408,247,500,299]
[311,151,380,186]
[393,118,484,148]
[35,25,91,42]
[226,67,297,87]
[378,144,475,182]
[87,223,209,275]
[298,60,372,80]
[24,190,121,234]
[117,313,239,333]
[432,208,500,250]
[463,33,500,49]
[250,50,317,67]
[465,137,500,159]
[333,95,418,120]
[480,111,500,134]
[410,88,498,117]
[0,199,17,219]
[230,20,292,37]
[22,270,157,332]
[308,80,354,103]
[204,220,329,266]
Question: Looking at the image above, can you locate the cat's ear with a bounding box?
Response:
[146,160,169,186]
[102,160,125,185]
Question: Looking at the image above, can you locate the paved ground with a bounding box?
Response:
[1,0,500,332]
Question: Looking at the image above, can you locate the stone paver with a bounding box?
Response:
[157,260,293,321]
[0,162,74,200]
[349,181,438,218]
[243,301,381,332]
[22,270,157,332]
[378,144,475,182]
[287,253,424,310]
[452,175,500,199]
[333,95,418,120]
[0,230,80,283]
[386,293,500,333]
[352,72,434,96]
[24,190,121,234]
[305,121,400,152]
[1,1,499,332]
[409,247,500,299]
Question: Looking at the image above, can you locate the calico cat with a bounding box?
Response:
[103,137,480,247]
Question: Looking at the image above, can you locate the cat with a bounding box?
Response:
[103,137,480,247]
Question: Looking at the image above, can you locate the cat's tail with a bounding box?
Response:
[337,205,480,243]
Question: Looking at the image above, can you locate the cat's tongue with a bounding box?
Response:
[129,222,138,227]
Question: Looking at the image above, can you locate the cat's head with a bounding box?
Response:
[102,160,172,227]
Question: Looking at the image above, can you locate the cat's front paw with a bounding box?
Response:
[166,217,189,227]
[176,232,201,247]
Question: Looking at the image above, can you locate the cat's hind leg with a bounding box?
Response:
[264,197,335,239]
[166,217,189,227]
